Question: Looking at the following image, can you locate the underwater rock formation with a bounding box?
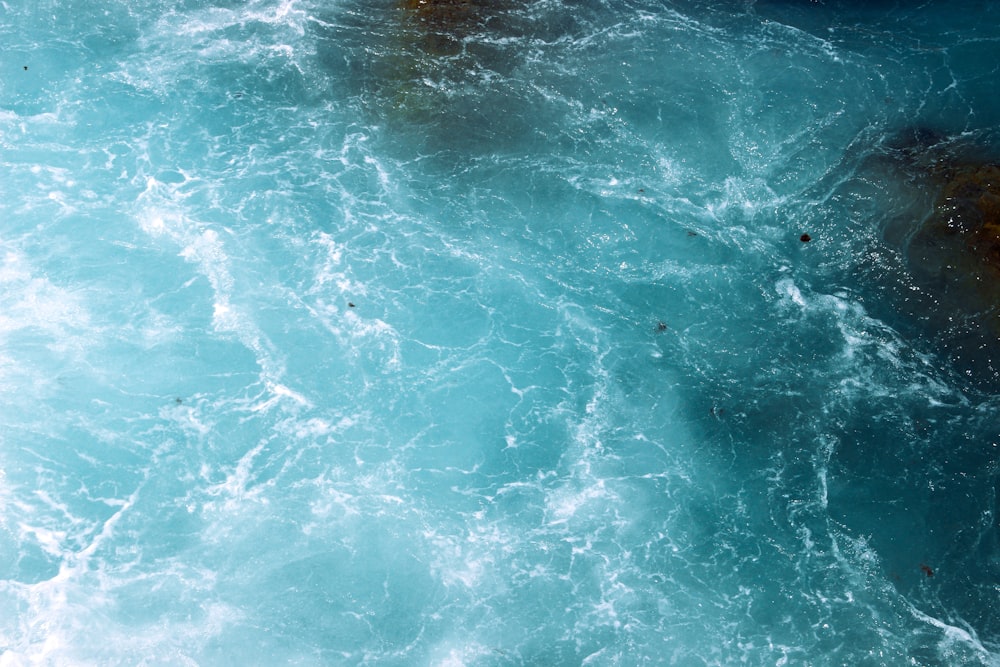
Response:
[930,163,1000,265]
[400,0,482,55]
[869,129,1000,388]
[339,0,531,153]
[402,0,476,25]
[889,135,1000,297]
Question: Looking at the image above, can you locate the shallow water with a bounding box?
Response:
[1,0,999,664]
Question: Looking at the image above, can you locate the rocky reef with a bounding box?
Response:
[924,163,1000,268]
[402,0,476,26]
[867,129,1000,388]
[399,0,482,57]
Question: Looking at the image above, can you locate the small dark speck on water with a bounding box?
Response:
[175,397,183,404]
[348,302,356,308]
[800,233,811,243]
[656,321,668,331]
[23,66,28,71]
[920,563,934,577]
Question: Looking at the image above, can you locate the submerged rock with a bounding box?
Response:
[402,0,475,25]
[869,129,1000,387]
[932,163,1000,264]
[894,140,1000,298]
[340,0,535,154]
[399,0,481,54]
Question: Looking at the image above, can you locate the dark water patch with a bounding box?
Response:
[830,410,1000,644]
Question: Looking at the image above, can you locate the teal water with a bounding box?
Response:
[1,0,999,664]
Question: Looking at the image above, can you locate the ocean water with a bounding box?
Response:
[1,0,999,664]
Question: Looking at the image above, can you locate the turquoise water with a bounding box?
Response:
[1,0,1000,664]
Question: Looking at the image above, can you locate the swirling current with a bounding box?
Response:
[1,0,999,664]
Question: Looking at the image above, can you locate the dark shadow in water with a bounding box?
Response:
[643,120,1000,656]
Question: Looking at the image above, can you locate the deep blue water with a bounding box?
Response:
[1,0,1000,664]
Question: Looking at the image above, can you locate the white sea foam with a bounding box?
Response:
[136,177,313,412]
[0,247,94,390]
